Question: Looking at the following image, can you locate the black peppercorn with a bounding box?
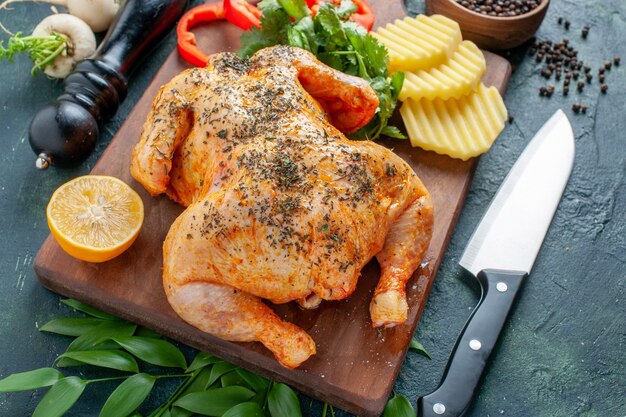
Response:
[605,60,612,70]
[599,74,605,83]
[582,25,589,39]
[614,56,621,66]
[581,104,587,114]
[577,81,585,92]
[563,86,569,96]
[586,73,592,83]
[572,103,580,113]
[600,83,608,93]
[564,20,570,30]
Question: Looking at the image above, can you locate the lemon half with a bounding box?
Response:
[47,175,144,263]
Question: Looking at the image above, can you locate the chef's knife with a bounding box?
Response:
[417,109,575,417]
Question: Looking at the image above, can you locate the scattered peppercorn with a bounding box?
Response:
[584,66,591,74]
[563,86,569,96]
[508,115,514,124]
[581,104,587,114]
[539,86,547,96]
[599,73,605,83]
[600,83,608,93]
[558,17,563,25]
[573,70,580,80]
[564,20,570,30]
[614,56,621,66]
[455,0,543,17]
[572,103,581,113]
[586,73,592,83]
[582,25,589,39]
[605,60,612,70]
[599,67,605,75]
[546,85,555,97]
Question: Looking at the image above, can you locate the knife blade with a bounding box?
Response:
[416,109,575,417]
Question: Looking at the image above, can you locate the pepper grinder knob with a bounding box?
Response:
[30,0,188,169]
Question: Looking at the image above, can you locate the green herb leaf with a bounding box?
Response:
[381,125,407,139]
[32,376,87,417]
[0,367,63,392]
[99,373,157,417]
[186,352,220,373]
[409,338,431,359]
[235,369,270,393]
[207,361,238,387]
[113,336,187,369]
[222,401,266,417]
[383,394,416,417]
[135,327,164,339]
[277,0,309,20]
[61,299,117,320]
[67,320,137,352]
[174,386,256,415]
[40,317,107,337]
[268,383,302,417]
[57,350,139,373]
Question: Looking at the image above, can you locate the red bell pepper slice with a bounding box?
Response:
[306,0,375,31]
[224,0,262,30]
[177,2,226,67]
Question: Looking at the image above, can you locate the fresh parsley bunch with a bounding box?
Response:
[239,0,406,140]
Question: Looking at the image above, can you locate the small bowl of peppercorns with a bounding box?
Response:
[425,0,550,50]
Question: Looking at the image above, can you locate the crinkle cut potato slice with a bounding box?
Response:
[399,40,486,101]
[400,83,507,160]
[372,14,462,73]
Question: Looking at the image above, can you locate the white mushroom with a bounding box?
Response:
[32,13,96,78]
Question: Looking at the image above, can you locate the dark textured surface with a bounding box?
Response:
[0,1,624,416]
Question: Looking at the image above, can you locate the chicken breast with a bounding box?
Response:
[130,46,433,368]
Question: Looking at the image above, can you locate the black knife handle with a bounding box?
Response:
[417,269,528,417]
[29,0,188,169]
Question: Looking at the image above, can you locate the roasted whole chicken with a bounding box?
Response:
[130,46,433,368]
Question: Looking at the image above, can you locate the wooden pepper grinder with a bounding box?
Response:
[29,0,188,169]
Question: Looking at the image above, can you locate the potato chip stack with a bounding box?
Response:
[373,15,507,161]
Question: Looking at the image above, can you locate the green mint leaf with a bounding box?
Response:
[99,373,156,417]
[0,368,63,392]
[113,336,187,369]
[409,338,431,359]
[61,299,117,320]
[381,125,407,139]
[32,376,87,417]
[174,386,256,415]
[222,401,265,417]
[268,383,302,417]
[57,350,139,373]
[40,317,107,337]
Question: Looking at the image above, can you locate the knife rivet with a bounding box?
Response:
[433,403,446,414]
[469,339,482,350]
[496,282,508,292]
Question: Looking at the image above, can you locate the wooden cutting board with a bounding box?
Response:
[34,2,511,416]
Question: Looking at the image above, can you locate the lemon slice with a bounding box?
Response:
[47,175,144,263]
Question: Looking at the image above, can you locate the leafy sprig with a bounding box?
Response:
[0,299,425,416]
[0,31,68,75]
[239,0,406,141]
